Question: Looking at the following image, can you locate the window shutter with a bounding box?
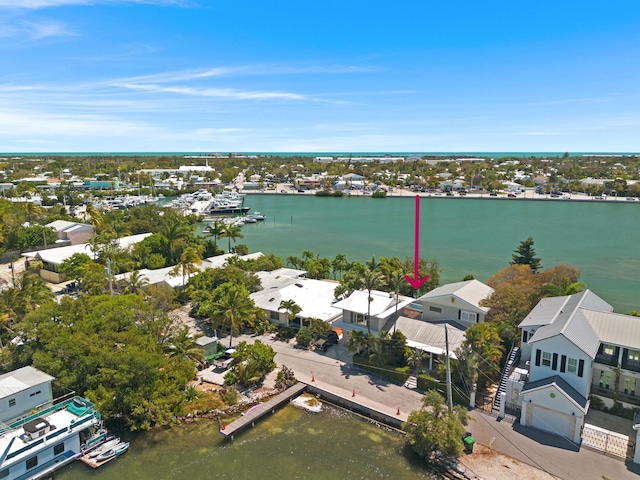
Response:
[552,353,558,371]
[458,310,461,319]
[578,359,585,377]
[560,355,566,373]
[535,349,541,367]
[522,331,528,343]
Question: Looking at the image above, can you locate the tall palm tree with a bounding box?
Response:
[207,220,225,251]
[362,269,384,336]
[222,224,243,253]
[543,277,588,297]
[172,246,202,288]
[331,253,348,280]
[387,269,406,330]
[207,284,255,347]
[160,218,192,264]
[122,270,149,295]
[85,204,105,231]
[279,299,302,328]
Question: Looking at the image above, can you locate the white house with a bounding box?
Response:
[250,268,342,327]
[331,289,414,338]
[0,366,54,423]
[409,279,493,328]
[512,290,640,445]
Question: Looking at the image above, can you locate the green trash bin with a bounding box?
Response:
[463,435,475,453]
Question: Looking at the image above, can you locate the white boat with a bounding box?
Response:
[88,438,121,458]
[247,212,266,221]
[0,393,103,480]
[95,441,130,462]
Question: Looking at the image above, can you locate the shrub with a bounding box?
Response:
[352,354,411,384]
[295,326,314,348]
[372,191,387,198]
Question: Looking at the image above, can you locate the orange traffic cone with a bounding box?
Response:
[396,407,400,415]
[352,389,355,397]
[311,373,315,382]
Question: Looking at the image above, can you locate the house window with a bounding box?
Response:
[53,443,65,455]
[542,352,552,367]
[460,311,477,323]
[269,311,279,321]
[8,399,15,407]
[351,312,366,324]
[567,358,578,375]
[429,306,442,313]
[26,456,38,470]
[625,377,637,395]
[603,344,615,356]
[600,371,612,389]
[522,331,528,343]
[629,350,640,362]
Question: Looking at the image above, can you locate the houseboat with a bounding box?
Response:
[0,367,104,480]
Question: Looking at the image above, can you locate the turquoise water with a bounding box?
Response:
[58,403,436,479]
[232,195,639,313]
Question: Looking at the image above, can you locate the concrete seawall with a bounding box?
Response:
[303,382,405,430]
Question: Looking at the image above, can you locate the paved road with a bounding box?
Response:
[198,333,424,421]
[197,332,640,479]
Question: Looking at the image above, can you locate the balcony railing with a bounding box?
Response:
[594,353,618,367]
[591,385,640,406]
[621,359,640,374]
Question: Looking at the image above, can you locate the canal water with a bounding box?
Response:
[58,403,438,479]
[219,195,639,313]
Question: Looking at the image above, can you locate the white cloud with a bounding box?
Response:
[113,82,310,101]
[0,0,188,9]
[0,18,75,39]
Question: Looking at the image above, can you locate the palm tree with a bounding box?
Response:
[163,326,206,368]
[207,284,255,347]
[160,218,192,264]
[363,269,384,336]
[207,220,225,251]
[121,270,149,295]
[279,299,302,328]
[222,224,243,253]
[543,277,588,297]
[85,204,105,231]
[387,269,405,331]
[171,246,202,289]
[407,348,427,374]
[331,253,348,280]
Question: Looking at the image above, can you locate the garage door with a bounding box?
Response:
[529,405,573,439]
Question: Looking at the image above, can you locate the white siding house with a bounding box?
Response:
[0,367,54,422]
[515,290,640,446]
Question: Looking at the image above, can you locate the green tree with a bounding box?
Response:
[160,217,192,264]
[207,220,225,252]
[363,269,384,336]
[172,246,202,289]
[403,390,468,460]
[223,340,276,388]
[511,236,542,272]
[279,299,302,328]
[163,325,206,370]
[222,224,244,253]
[202,283,257,347]
[120,270,150,295]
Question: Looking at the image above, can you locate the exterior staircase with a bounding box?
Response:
[404,375,418,390]
[492,346,521,414]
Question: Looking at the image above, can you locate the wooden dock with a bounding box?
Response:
[220,383,307,439]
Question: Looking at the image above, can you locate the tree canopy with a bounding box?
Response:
[510,236,542,272]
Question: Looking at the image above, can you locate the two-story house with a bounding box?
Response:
[513,290,640,444]
[407,279,493,328]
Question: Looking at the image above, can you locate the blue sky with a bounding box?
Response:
[1,1,639,153]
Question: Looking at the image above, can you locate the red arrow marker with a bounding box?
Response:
[405,195,430,290]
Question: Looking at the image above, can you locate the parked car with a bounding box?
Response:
[507,193,517,197]
[213,348,236,370]
[314,331,339,352]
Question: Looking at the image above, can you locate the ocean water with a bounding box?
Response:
[229,195,639,313]
[58,403,437,479]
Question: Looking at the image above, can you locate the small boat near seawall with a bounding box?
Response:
[87,438,120,458]
[95,442,130,462]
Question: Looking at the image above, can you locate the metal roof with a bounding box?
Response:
[394,317,465,358]
[521,375,589,411]
[0,367,54,399]
[523,290,617,357]
[582,310,640,350]
[418,279,493,312]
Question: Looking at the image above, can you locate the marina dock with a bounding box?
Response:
[220,383,307,439]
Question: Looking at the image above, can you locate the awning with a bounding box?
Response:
[406,339,457,359]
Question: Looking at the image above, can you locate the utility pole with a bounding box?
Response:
[445,324,453,412]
